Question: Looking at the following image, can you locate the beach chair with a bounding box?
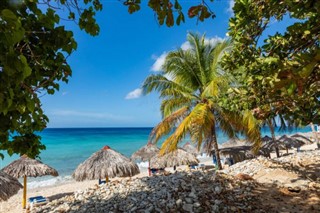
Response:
[28,196,48,209]
[190,164,198,169]
[99,179,106,184]
[150,168,158,175]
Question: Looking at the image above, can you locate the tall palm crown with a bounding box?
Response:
[143,33,259,169]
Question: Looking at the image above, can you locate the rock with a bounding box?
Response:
[214,186,222,194]
[230,206,237,211]
[287,186,301,193]
[176,199,182,207]
[193,202,201,208]
[183,203,194,212]
[185,197,193,203]
[235,173,254,181]
[130,206,137,211]
[214,200,222,205]
[212,204,219,212]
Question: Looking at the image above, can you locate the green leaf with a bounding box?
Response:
[1,9,17,21]
[299,61,316,78]
[27,100,35,112]
[287,83,296,95]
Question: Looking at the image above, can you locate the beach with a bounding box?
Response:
[1,136,319,213]
[0,158,214,213]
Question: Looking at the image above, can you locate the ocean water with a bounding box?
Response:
[0,126,312,188]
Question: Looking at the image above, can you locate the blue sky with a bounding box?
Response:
[41,0,235,128]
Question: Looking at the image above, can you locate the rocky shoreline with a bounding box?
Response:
[30,150,320,213]
[33,171,261,213]
[223,150,320,188]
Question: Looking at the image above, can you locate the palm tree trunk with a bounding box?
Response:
[267,119,280,158]
[212,127,222,170]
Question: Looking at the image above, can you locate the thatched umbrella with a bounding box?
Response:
[278,135,305,151]
[150,148,199,169]
[218,146,252,164]
[0,171,22,201]
[1,155,58,208]
[73,146,140,182]
[261,135,272,143]
[290,133,312,144]
[131,142,159,176]
[262,138,287,151]
[182,142,198,156]
[211,145,270,164]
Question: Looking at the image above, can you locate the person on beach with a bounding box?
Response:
[213,153,218,169]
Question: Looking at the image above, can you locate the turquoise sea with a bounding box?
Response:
[0,126,312,188]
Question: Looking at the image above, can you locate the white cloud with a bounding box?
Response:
[164,73,174,81]
[150,36,225,73]
[181,41,192,50]
[227,0,235,16]
[150,52,167,72]
[62,91,68,96]
[125,88,143,100]
[180,37,225,52]
[204,36,225,47]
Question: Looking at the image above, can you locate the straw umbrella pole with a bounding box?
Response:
[131,142,159,176]
[73,146,140,182]
[150,148,199,169]
[1,155,58,209]
[0,171,22,201]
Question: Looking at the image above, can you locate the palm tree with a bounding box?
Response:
[143,33,260,169]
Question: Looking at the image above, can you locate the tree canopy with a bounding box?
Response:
[0,0,102,158]
[222,0,320,126]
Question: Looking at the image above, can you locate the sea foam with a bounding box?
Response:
[27,176,73,189]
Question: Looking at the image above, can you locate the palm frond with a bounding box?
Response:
[149,106,189,144]
[242,110,262,153]
[210,40,232,77]
[160,103,214,155]
[160,97,193,118]
[163,50,202,90]
[187,33,208,87]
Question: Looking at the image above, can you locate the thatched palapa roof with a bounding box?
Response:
[150,148,199,168]
[261,135,272,142]
[73,146,140,181]
[262,139,287,151]
[0,171,22,201]
[1,155,58,178]
[218,146,253,163]
[278,135,305,148]
[182,142,198,156]
[290,133,313,144]
[131,142,159,161]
